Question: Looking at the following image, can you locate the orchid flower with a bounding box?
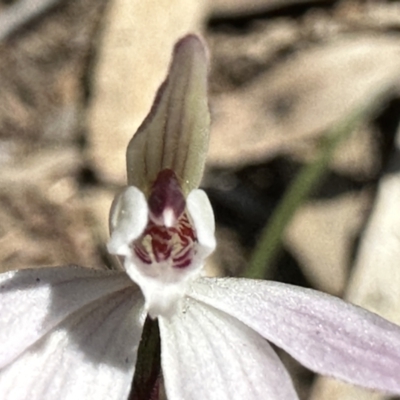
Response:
[1,34,400,400]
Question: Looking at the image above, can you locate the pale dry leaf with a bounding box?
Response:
[310,378,383,400]
[285,191,371,296]
[0,149,103,272]
[336,1,400,31]
[208,35,400,168]
[0,0,106,141]
[0,0,61,40]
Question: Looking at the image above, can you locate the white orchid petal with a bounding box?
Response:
[0,266,132,367]
[126,35,210,196]
[0,287,144,400]
[187,189,216,253]
[159,297,298,400]
[189,278,400,394]
[108,186,148,255]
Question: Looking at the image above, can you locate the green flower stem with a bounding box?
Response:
[245,93,387,280]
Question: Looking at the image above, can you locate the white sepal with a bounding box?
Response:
[189,277,400,395]
[0,266,132,367]
[159,297,298,400]
[0,286,145,400]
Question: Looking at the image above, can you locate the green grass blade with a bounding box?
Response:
[245,93,387,279]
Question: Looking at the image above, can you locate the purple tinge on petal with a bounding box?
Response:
[159,296,299,400]
[126,34,210,196]
[0,266,133,368]
[188,278,400,395]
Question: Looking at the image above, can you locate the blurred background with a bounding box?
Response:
[1,0,400,399]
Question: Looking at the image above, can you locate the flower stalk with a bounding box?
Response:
[130,317,161,400]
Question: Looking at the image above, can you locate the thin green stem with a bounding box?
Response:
[245,93,386,279]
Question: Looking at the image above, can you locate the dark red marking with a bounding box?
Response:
[148,169,185,226]
[132,169,197,269]
[133,212,197,269]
